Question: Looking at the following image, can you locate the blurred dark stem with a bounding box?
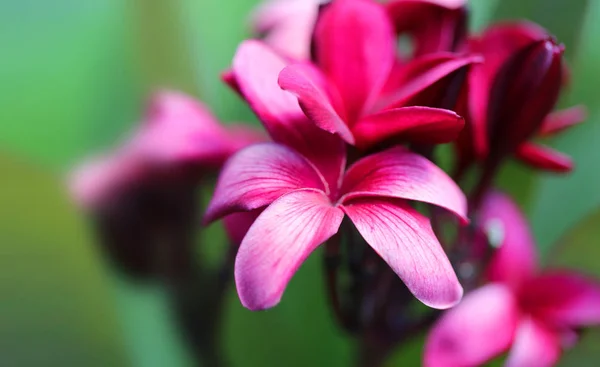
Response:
[160,181,232,367]
[469,157,501,212]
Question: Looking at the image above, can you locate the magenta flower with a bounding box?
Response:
[457,22,585,173]
[424,191,600,367]
[251,0,322,60]
[275,0,479,149]
[386,0,467,58]
[205,142,468,311]
[71,90,261,208]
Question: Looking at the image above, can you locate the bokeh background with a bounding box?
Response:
[2,0,600,366]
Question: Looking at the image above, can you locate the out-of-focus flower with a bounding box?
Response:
[275,0,479,149]
[211,38,469,311]
[70,91,262,279]
[386,0,467,58]
[424,191,600,367]
[457,22,585,173]
[71,90,262,208]
[205,143,467,311]
[251,0,322,60]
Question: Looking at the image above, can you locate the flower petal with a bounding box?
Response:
[424,284,519,367]
[379,53,481,109]
[235,189,344,310]
[340,146,467,222]
[250,0,320,60]
[278,63,355,143]
[230,40,346,191]
[223,210,263,246]
[479,191,538,288]
[131,90,249,166]
[314,0,395,120]
[352,106,464,148]
[204,143,326,223]
[539,105,587,136]
[520,272,600,328]
[386,0,467,57]
[504,318,561,367]
[342,198,463,308]
[516,143,573,173]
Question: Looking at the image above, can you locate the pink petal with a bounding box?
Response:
[520,272,600,328]
[278,63,355,144]
[379,53,481,109]
[516,143,573,173]
[251,0,320,60]
[504,318,561,367]
[235,189,344,310]
[203,143,326,223]
[385,0,467,57]
[424,284,519,367]
[223,210,263,246]
[230,40,346,192]
[479,191,538,289]
[69,154,142,209]
[340,146,468,222]
[130,90,243,166]
[342,198,463,308]
[539,105,587,136]
[351,106,464,148]
[313,0,395,121]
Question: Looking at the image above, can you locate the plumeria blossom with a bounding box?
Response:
[251,0,323,60]
[276,0,480,149]
[205,143,468,311]
[425,191,600,367]
[70,91,262,278]
[211,35,470,311]
[457,22,586,173]
[71,90,261,209]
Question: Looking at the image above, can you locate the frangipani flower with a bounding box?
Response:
[277,0,479,149]
[212,37,469,311]
[251,0,322,60]
[458,22,585,173]
[71,90,262,208]
[70,91,262,278]
[205,143,468,311]
[424,191,600,367]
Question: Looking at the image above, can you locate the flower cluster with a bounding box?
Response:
[71,0,598,366]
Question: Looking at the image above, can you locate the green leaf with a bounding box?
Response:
[0,155,128,366]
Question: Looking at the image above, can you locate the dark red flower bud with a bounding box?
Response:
[485,38,564,164]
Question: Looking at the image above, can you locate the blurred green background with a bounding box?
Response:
[1,0,599,366]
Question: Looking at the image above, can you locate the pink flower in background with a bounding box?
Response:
[251,0,322,60]
[424,191,600,367]
[71,90,262,208]
[276,0,479,149]
[457,22,585,173]
[205,143,467,311]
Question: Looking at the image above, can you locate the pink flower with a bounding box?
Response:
[251,0,322,60]
[71,90,262,208]
[457,22,585,173]
[205,142,468,311]
[424,191,600,367]
[273,0,480,149]
[386,0,467,58]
